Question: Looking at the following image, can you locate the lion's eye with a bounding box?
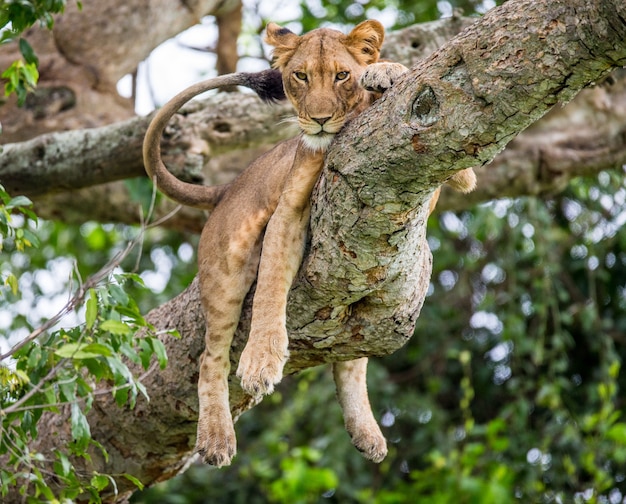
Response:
[294,71,308,81]
[335,71,349,81]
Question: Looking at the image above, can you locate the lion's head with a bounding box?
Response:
[265,20,384,151]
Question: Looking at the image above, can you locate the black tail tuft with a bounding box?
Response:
[243,69,286,103]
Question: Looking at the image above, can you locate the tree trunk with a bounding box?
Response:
[215,1,243,77]
[0,0,226,142]
[3,0,626,501]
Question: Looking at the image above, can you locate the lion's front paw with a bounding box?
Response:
[348,422,388,463]
[236,337,288,396]
[195,413,236,467]
[360,62,409,93]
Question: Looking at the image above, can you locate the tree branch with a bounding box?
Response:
[0,0,228,142]
[437,70,626,211]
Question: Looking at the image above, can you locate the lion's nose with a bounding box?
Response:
[312,116,331,125]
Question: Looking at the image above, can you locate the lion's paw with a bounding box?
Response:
[360,62,409,93]
[195,414,236,467]
[350,425,388,463]
[236,340,288,396]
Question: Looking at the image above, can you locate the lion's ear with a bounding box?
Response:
[265,23,300,69]
[346,20,385,65]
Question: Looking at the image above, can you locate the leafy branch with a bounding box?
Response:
[0,0,82,104]
[0,185,179,502]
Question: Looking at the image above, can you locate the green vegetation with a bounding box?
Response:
[0,184,178,501]
[0,0,82,104]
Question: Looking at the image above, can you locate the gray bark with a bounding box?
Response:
[0,0,227,142]
[3,0,626,501]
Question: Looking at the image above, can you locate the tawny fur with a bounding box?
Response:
[143,20,476,467]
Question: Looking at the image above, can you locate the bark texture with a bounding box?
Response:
[215,1,243,77]
[0,0,225,142]
[3,0,626,501]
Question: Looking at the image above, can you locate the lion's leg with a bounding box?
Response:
[236,204,310,396]
[195,213,267,466]
[447,167,477,193]
[237,147,324,396]
[429,187,442,215]
[333,358,388,463]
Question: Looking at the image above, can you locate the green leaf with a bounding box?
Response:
[21,228,40,248]
[138,339,151,370]
[18,38,38,66]
[55,342,112,359]
[109,284,129,306]
[2,59,39,105]
[85,289,98,330]
[54,343,88,359]
[106,356,133,383]
[23,61,39,87]
[100,319,131,335]
[149,338,168,370]
[58,377,77,403]
[113,386,129,408]
[607,423,626,444]
[70,402,90,452]
[114,305,146,325]
[83,343,113,357]
[135,380,148,402]
[4,273,18,295]
[122,473,144,491]
[119,272,145,286]
[119,342,141,365]
[90,473,110,492]
[53,451,72,478]
[6,195,32,209]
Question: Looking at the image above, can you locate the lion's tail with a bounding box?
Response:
[142,70,285,210]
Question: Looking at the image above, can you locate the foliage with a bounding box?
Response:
[0,183,39,292]
[298,0,498,31]
[0,0,81,104]
[0,186,175,501]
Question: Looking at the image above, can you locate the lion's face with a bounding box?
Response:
[266,21,385,151]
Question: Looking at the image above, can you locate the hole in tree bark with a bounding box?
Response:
[213,122,232,133]
[411,86,439,127]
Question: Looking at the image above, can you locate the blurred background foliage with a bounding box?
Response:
[3,0,626,502]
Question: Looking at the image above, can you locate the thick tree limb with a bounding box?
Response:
[0,95,296,197]
[3,1,626,501]
[0,0,227,142]
[441,70,626,210]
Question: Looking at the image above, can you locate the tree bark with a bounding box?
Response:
[3,0,626,501]
[215,1,243,77]
[0,0,226,142]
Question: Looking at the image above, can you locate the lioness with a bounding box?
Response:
[143,20,475,467]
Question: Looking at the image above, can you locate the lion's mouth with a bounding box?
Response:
[300,118,344,135]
